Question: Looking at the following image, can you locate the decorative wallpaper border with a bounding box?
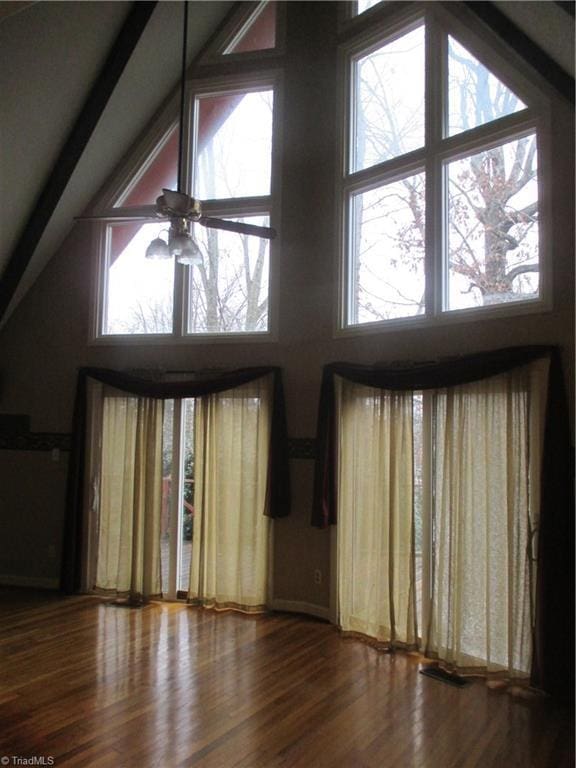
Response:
[0,433,316,458]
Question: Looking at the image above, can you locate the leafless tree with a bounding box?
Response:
[118,296,173,334]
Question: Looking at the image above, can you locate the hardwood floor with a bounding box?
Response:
[0,590,572,768]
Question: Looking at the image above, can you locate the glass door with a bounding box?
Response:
[161,398,196,599]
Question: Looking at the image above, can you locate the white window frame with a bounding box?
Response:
[89,70,282,346]
[340,0,388,27]
[199,1,286,64]
[336,5,552,337]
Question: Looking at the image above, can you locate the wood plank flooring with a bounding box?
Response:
[0,590,572,768]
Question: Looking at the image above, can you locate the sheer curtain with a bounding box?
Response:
[335,360,549,676]
[336,377,417,646]
[188,375,273,611]
[425,361,549,677]
[94,388,164,601]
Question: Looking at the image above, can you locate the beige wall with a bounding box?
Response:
[0,2,573,606]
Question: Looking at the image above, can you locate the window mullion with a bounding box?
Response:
[176,88,194,337]
[425,11,445,317]
[100,226,112,336]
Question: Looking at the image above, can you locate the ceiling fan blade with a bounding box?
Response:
[75,213,169,223]
[199,216,277,239]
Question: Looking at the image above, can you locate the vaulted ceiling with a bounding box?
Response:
[0,0,233,326]
[0,1,573,327]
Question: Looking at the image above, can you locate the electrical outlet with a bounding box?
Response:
[314,569,322,584]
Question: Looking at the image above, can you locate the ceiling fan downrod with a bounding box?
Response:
[176,0,188,196]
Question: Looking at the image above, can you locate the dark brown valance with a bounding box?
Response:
[311,345,573,701]
[78,365,281,400]
[61,366,290,595]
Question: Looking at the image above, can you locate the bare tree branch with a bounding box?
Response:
[505,262,539,282]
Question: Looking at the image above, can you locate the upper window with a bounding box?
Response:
[352,24,425,171]
[115,125,179,207]
[341,12,544,330]
[97,77,277,340]
[194,89,274,200]
[352,0,386,18]
[223,2,276,55]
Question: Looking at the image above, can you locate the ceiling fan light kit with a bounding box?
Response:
[144,219,202,266]
[169,220,203,266]
[144,237,170,260]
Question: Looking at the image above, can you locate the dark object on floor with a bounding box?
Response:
[419,666,472,687]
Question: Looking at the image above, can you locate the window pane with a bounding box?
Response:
[224,2,276,54]
[349,172,426,324]
[194,90,273,199]
[352,25,425,172]
[446,134,539,311]
[188,216,270,333]
[448,36,526,137]
[179,399,195,593]
[105,222,174,335]
[355,0,385,15]
[161,400,174,593]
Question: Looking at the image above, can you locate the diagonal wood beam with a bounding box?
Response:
[0,1,157,323]
[464,2,574,104]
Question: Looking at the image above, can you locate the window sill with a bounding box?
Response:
[88,330,278,347]
[335,297,552,338]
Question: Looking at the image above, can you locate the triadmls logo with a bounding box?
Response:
[1,759,55,766]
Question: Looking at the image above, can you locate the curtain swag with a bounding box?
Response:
[61,366,291,596]
[311,345,573,701]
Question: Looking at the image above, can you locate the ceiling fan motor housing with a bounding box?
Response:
[156,189,201,220]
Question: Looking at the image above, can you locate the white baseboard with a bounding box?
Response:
[0,574,60,590]
[270,598,330,622]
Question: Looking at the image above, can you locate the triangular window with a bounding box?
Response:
[223,2,276,55]
[448,36,526,137]
[107,125,178,288]
[115,124,179,207]
[355,0,385,16]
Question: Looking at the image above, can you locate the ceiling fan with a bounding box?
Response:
[76,1,276,266]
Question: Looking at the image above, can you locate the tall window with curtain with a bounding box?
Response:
[94,389,164,601]
[336,379,417,647]
[427,366,545,675]
[313,348,571,696]
[189,377,272,611]
[63,367,289,611]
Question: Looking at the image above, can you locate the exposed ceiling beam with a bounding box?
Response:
[0,1,157,324]
[464,1,575,104]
